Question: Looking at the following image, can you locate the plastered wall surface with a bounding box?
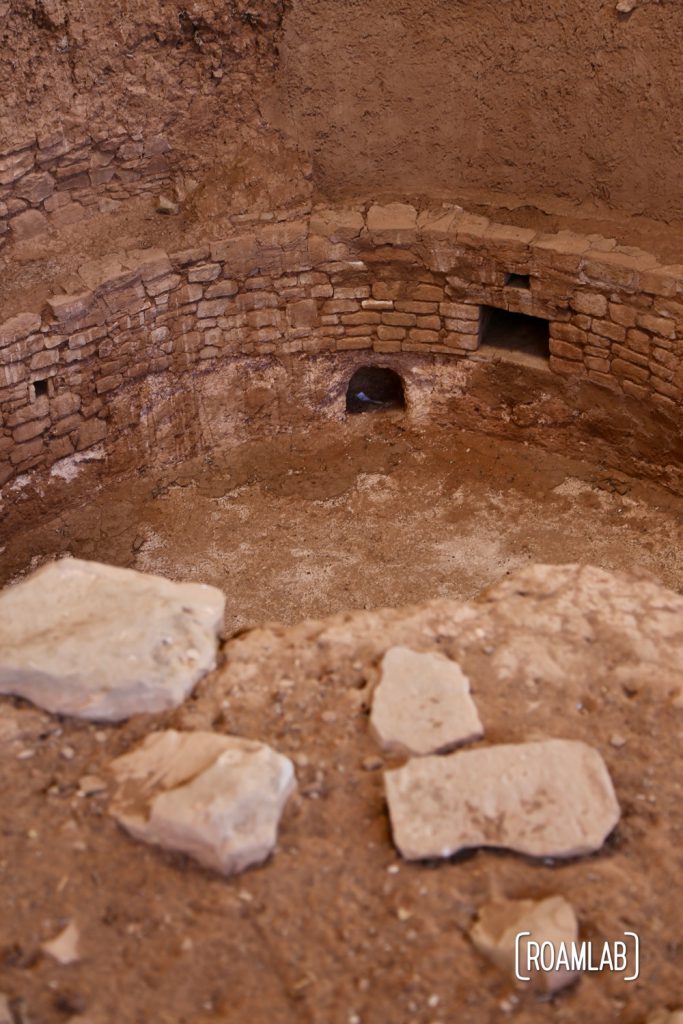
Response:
[277,0,683,221]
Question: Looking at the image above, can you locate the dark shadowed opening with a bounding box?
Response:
[33,379,49,399]
[504,272,531,290]
[346,366,406,414]
[479,306,550,362]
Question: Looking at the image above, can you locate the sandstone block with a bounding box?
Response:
[205,279,239,300]
[416,315,442,331]
[76,417,107,449]
[383,311,416,327]
[309,208,364,242]
[367,203,418,244]
[341,311,381,326]
[611,358,649,384]
[0,313,41,348]
[371,647,483,756]
[373,340,402,353]
[188,263,221,284]
[110,730,296,876]
[440,301,478,320]
[444,332,479,351]
[608,302,637,328]
[410,284,443,302]
[409,328,440,343]
[0,148,34,185]
[549,339,582,362]
[46,292,94,322]
[396,300,438,315]
[592,318,626,343]
[10,209,48,240]
[612,343,649,369]
[638,313,676,339]
[377,325,406,341]
[30,349,58,371]
[551,322,587,346]
[15,171,55,205]
[51,392,81,420]
[570,291,608,317]
[287,299,319,329]
[385,739,620,860]
[0,559,225,721]
[12,417,49,443]
[9,437,44,465]
[372,281,403,301]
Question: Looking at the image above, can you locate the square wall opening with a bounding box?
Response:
[479,306,550,364]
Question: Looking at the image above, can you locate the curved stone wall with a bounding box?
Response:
[2,201,683,495]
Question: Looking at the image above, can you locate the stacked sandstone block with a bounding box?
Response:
[1,202,682,488]
[0,129,171,245]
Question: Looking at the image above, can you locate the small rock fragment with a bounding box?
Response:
[646,1011,683,1024]
[384,739,620,860]
[470,895,579,993]
[361,755,383,772]
[78,775,107,796]
[156,195,179,215]
[370,646,483,755]
[42,921,80,965]
[0,558,225,721]
[110,730,296,876]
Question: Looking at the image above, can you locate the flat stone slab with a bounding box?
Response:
[0,558,225,721]
[470,895,579,993]
[384,739,620,860]
[370,646,483,755]
[110,730,296,876]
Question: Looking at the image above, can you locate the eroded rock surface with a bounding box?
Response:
[110,730,296,876]
[470,895,579,993]
[384,739,620,860]
[370,646,483,755]
[0,558,225,721]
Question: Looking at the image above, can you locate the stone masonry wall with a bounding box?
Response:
[2,201,683,489]
[0,129,172,246]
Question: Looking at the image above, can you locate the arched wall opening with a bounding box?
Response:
[346,366,406,414]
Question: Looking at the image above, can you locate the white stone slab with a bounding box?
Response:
[0,558,225,721]
[370,646,483,755]
[110,730,296,876]
[384,739,620,860]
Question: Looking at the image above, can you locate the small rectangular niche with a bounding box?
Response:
[479,306,550,365]
[32,378,51,400]
[504,272,531,290]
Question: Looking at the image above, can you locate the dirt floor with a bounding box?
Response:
[2,420,683,1022]
[2,416,683,633]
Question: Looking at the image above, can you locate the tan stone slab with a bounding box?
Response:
[470,895,579,993]
[110,730,296,876]
[385,739,620,860]
[371,646,483,755]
